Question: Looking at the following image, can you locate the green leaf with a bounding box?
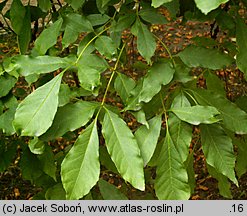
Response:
[235,136,247,178]
[98,179,128,200]
[171,105,220,125]
[0,96,18,135]
[0,74,17,98]
[37,145,57,181]
[10,0,25,34]
[155,131,190,199]
[65,0,85,10]
[77,54,108,92]
[130,109,149,128]
[29,137,45,154]
[20,147,43,182]
[169,92,192,162]
[139,61,175,103]
[135,115,162,166]
[114,73,136,104]
[11,55,74,76]
[131,19,156,64]
[236,17,247,79]
[207,164,232,199]
[95,36,117,59]
[45,183,66,200]
[191,89,247,134]
[205,72,225,95]
[194,0,229,15]
[87,14,110,26]
[152,0,173,8]
[102,109,145,190]
[40,101,98,141]
[61,120,100,199]
[99,146,118,173]
[13,73,63,136]
[125,78,144,111]
[200,124,237,185]
[77,34,95,56]
[184,152,196,194]
[0,138,17,172]
[169,115,192,162]
[58,84,72,107]
[38,0,52,12]
[139,8,168,24]
[113,14,136,32]
[178,45,233,70]
[33,18,63,56]
[18,6,31,54]
[62,13,93,48]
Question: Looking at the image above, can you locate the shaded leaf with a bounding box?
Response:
[38,145,57,181]
[38,0,52,12]
[207,164,232,199]
[0,139,17,172]
[139,61,175,103]
[61,120,100,199]
[200,124,237,185]
[139,8,168,24]
[135,115,162,166]
[40,101,98,141]
[235,136,247,178]
[191,89,247,134]
[131,19,156,64]
[65,0,85,10]
[236,17,247,79]
[45,183,66,200]
[98,179,128,200]
[178,45,233,70]
[114,73,136,104]
[95,36,117,59]
[99,146,118,173]
[17,6,31,54]
[102,109,145,190]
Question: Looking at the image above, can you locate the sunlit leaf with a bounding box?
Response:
[61,120,100,199]
[102,108,145,190]
[13,73,63,136]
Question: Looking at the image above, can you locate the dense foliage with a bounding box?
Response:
[0,0,247,200]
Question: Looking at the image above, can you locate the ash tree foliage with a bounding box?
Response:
[0,0,247,200]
